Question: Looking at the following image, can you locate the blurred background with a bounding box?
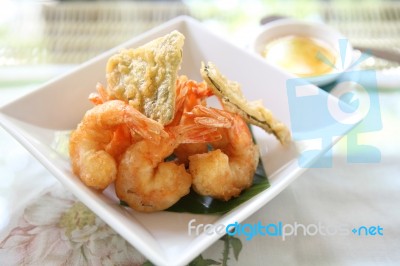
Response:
[0,0,399,86]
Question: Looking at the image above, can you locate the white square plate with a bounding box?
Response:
[0,16,360,266]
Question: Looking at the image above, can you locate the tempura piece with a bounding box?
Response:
[106,30,185,125]
[200,62,291,145]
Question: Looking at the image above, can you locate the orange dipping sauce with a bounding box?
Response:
[263,35,337,77]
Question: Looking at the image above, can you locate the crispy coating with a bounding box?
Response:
[115,123,221,212]
[201,61,291,145]
[116,135,192,212]
[188,105,259,201]
[106,30,185,125]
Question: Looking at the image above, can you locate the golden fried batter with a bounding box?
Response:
[201,62,291,145]
[106,30,185,125]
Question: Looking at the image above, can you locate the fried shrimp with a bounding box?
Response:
[188,105,260,201]
[69,100,166,190]
[115,123,221,212]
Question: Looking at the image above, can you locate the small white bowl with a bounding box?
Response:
[251,18,353,86]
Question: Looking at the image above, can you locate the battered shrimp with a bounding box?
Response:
[115,123,221,212]
[69,100,166,190]
[188,105,260,201]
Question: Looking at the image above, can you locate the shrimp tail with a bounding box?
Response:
[169,124,221,144]
[88,93,103,105]
[189,105,233,128]
[168,76,189,126]
[89,82,110,105]
[123,104,168,143]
